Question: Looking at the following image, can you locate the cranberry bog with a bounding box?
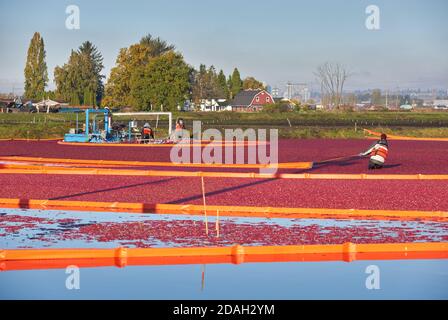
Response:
[0,138,447,299]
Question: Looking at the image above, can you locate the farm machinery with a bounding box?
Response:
[63,109,174,144]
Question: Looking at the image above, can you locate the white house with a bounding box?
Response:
[433,100,448,109]
[199,99,230,112]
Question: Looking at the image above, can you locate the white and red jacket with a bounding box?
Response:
[362,140,389,164]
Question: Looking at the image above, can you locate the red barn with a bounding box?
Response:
[231,89,274,112]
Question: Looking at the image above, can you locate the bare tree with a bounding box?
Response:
[314,62,350,109]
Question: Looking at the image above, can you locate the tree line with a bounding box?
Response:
[23,32,266,111]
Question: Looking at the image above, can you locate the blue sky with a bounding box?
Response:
[0,0,447,93]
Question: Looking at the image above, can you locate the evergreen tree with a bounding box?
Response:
[191,65,227,101]
[217,70,229,99]
[78,41,104,105]
[54,50,82,103]
[192,64,208,102]
[24,32,48,100]
[205,65,219,98]
[54,42,104,106]
[227,75,232,94]
[230,68,242,98]
[139,34,175,57]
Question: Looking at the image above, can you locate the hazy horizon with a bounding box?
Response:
[0,0,447,94]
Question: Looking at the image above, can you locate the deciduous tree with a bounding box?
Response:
[315,62,350,109]
[242,77,265,90]
[130,52,191,111]
[103,34,176,108]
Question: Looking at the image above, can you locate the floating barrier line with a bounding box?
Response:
[0,165,447,180]
[0,138,62,142]
[364,129,448,142]
[0,156,313,169]
[0,198,446,221]
[2,250,447,272]
[0,162,130,169]
[1,243,447,263]
[57,140,269,148]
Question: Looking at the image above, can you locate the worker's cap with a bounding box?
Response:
[144,123,151,128]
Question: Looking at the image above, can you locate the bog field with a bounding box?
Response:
[0,134,447,299]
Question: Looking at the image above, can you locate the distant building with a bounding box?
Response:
[433,100,448,109]
[400,104,413,110]
[0,98,15,113]
[199,99,230,112]
[355,101,372,109]
[285,83,309,100]
[271,87,281,98]
[265,84,271,93]
[230,89,274,112]
[1,97,68,113]
[299,86,311,102]
[181,100,192,111]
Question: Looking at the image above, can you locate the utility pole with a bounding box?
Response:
[286,82,293,100]
[385,90,389,109]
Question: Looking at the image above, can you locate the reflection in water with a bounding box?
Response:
[1,260,447,299]
[0,208,447,299]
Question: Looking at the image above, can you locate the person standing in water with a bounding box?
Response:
[141,123,154,143]
[174,118,186,141]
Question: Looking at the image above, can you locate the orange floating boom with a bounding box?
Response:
[0,156,313,169]
[1,243,447,262]
[364,129,448,142]
[0,162,128,169]
[57,140,269,148]
[0,165,447,180]
[0,198,446,221]
[0,138,62,142]
[2,250,448,272]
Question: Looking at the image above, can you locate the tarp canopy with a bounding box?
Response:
[34,99,61,108]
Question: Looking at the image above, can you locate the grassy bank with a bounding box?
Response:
[276,126,448,139]
[1,111,448,139]
[176,110,448,127]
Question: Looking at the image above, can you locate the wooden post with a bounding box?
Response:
[216,209,220,238]
[201,176,209,235]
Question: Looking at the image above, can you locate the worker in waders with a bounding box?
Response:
[174,118,186,141]
[176,118,185,131]
[141,123,154,143]
[360,133,389,170]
